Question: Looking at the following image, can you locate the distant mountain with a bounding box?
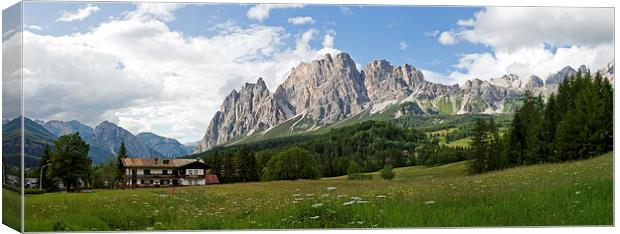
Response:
[39,119,174,165]
[2,117,57,167]
[136,132,192,157]
[43,120,95,141]
[197,52,615,151]
[93,121,164,158]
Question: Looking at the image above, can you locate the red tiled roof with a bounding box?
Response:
[205,174,220,184]
[121,158,205,168]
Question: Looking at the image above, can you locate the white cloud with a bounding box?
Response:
[340,7,353,16]
[323,34,335,48]
[446,7,613,51]
[438,31,457,45]
[56,4,100,22]
[23,5,339,143]
[447,43,613,84]
[424,30,439,37]
[125,3,184,22]
[456,18,474,27]
[288,16,315,25]
[420,69,458,85]
[399,42,408,50]
[247,4,303,21]
[27,25,43,31]
[436,7,614,84]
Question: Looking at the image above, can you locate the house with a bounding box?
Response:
[120,158,217,188]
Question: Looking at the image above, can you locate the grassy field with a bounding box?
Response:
[2,187,21,231]
[20,152,613,231]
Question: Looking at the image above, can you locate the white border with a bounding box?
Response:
[1,0,618,234]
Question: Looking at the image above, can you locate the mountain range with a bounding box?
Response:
[197,53,614,151]
[2,117,194,166]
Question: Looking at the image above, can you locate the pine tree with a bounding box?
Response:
[237,145,259,182]
[210,151,223,180]
[523,95,545,164]
[222,153,237,183]
[486,119,502,171]
[541,93,559,162]
[468,119,488,174]
[116,142,128,185]
[40,144,58,192]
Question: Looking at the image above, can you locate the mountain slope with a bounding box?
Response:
[195,52,614,151]
[93,121,163,158]
[136,132,192,157]
[2,117,57,167]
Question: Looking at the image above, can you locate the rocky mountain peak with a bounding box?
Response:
[195,54,615,152]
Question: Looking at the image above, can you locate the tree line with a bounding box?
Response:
[468,71,613,174]
[204,120,471,183]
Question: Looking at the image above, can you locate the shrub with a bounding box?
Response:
[24,188,46,194]
[261,146,322,181]
[380,164,396,180]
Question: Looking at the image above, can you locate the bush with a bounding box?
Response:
[380,164,395,180]
[261,146,322,181]
[24,188,46,194]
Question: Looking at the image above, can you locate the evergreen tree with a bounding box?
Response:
[237,145,259,182]
[541,93,559,162]
[40,144,58,192]
[210,151,223,180]
[116,142,128,186]
[222,153,237,183]
[468,119,488,174]
[523,95,545,164]
[486,119,502,171]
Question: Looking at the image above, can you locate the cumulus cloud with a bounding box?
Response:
[399,42,408,50]
[447,43,614,83]
[438,31,458,45]
[247,4,303,21]
[435,7,614,83]
[340,7,353,16]
[288,16,315,25]
[125,3,185,22]
[23,4,339,142]
[323,34,335,48]
[56,4,100,22]
[420,69,458,85]
[457,7,613,51]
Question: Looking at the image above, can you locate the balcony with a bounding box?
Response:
[130,174,178,178]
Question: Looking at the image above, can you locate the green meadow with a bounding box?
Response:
[19,152,613,231]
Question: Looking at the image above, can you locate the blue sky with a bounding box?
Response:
[23,3,488,77]
[11,2,613,143]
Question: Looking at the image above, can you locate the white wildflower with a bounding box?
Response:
[343,201,356,206]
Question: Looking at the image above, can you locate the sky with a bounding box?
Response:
[3,2,613,143]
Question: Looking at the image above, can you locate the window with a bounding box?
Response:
[131,169,137,176]
[163,160,170,164]
[144,169,151,175]
[172,170,178,175]
[163,170,168,175]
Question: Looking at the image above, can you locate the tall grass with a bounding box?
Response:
[21,152,613,231]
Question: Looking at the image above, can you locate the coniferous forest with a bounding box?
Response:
[468,71,613,174]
